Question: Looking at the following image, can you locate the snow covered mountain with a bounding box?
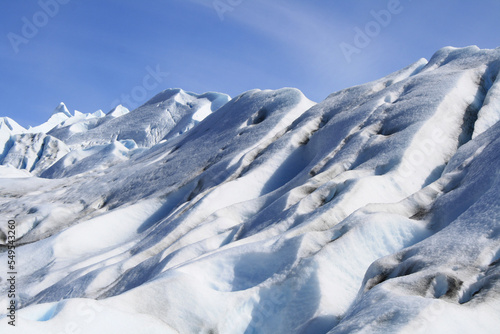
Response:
[1,46,500,333]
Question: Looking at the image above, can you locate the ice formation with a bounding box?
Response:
[1,47,500,333]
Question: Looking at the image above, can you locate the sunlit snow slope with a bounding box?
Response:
[1,47,500,333]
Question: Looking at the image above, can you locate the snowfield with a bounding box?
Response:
[1,46,500,333]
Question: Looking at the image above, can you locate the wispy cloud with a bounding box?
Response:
[183,0,353,98]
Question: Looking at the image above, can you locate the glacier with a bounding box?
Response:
[0,46,500,333]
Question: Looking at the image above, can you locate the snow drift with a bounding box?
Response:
[1,47,500,333]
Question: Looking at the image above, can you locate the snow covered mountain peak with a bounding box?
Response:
[52,102,72,118]
[45,88,232,150]
[1,46,500,333]
[106,104,130,118]
[0,117,25,134]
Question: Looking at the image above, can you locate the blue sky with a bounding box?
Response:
[1,0,500,128]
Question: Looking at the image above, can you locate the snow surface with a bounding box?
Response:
[1,46,500,333]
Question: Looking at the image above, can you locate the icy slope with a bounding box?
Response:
[1,46,500,333]
[0,133,69,175]
[0,117,26,164]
